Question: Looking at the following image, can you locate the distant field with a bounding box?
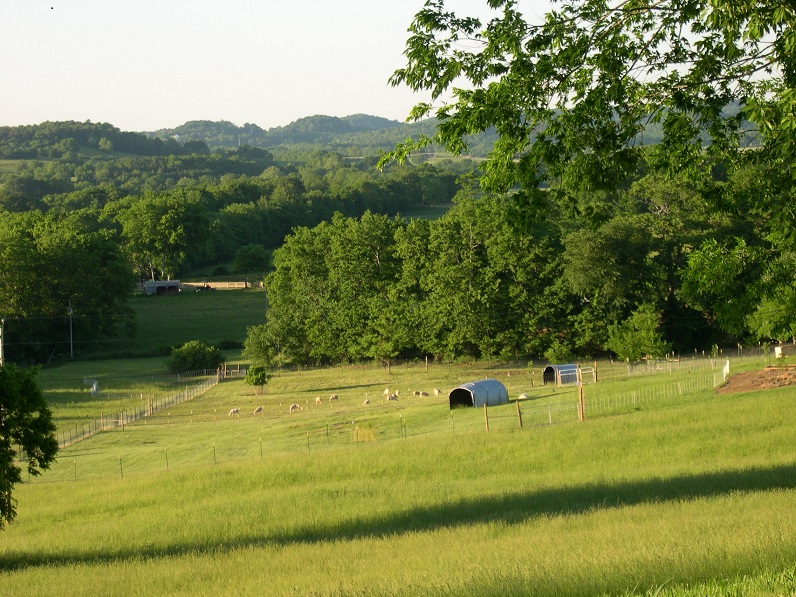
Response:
[3,355,796,596]
[119,288,266,355]
[400,203,453,220]
[0,159,24,174]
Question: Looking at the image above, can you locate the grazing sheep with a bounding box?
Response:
[363,399,370,406]
[329,394,339,402]
[382,388,390,396]
[413,390,421,397]
[228,408,240,417]
[419,391,429,397]
[518,393,529,401]
[289,403,303,413]
[387,394,398,401]
[315,396,323,405]
[433,388,442,396]
[253,405,263,415]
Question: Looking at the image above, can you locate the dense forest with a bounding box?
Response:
[244,160,783,367]
[0,114,789,367]
[0,120,467,363]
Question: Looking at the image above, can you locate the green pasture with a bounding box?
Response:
[0,159,23,175]
[121,288,266,354]
[3,355,796,595]
[399,203,453,221]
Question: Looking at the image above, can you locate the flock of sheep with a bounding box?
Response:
[228,387,443,418]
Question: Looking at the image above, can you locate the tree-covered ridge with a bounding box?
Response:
[147,115,501,156]
[0,120,205,159]
[149,115,403,148]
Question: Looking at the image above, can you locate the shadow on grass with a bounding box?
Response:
[3,462,796,572]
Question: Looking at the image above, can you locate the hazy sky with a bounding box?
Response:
[1,0,539,132]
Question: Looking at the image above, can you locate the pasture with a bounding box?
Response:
[119,288,267,355]
[2,356,796,595]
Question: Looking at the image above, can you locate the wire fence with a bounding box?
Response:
[56,371,231,449]
[25,359,743,481]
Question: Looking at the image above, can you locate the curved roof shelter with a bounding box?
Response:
[449,379,509,409]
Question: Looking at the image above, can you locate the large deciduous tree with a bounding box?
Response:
[385,0,796,342]
[0,211,135,363]
[0,364,58,529]
[386,0,795,198]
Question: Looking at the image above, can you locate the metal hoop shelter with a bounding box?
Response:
[449,379,509,409]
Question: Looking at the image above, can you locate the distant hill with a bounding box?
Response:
[146,114,498,157]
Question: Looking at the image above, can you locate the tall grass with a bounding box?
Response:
[1,357,794,595]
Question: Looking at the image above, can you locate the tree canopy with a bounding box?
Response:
[377,0,796,347]
[386,0,795,201]
[0,364,58,529]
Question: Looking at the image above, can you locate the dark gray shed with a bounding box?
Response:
[543,364,578,386]
[449,379,509,409]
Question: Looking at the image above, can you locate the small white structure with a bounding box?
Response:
[449,379,508,409]
[143,280,181,296]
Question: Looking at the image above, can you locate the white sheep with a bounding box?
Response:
[329,394,339,402]
[228,408,240,417]
[433,388,442,396]
[382,388,390,396]
[518,393,529,401]
[253,405,263,415]
[289,403,303,413]
[363,399,370,406]
[315,396,323,405]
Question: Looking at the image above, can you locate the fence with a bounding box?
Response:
[57,372,226,449]
[26,359,742,481]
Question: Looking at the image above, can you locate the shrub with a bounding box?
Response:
[166,341,225,373]
[544,340,572,364]
[605,303,671,362]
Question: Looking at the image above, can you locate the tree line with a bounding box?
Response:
[245,152,793,367]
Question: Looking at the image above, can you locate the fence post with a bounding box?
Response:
[577,365,585,421]
[484,404,489,432]
[516,401,523,429]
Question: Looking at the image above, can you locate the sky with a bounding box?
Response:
[0,0,541,133]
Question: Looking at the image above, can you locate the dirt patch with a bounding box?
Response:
[716,366,796,394]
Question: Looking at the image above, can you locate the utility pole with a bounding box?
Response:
[68,301,74,359]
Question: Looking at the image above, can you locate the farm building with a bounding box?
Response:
[543,364,579,386]
[143,280,181,296]
[449,379,508,409]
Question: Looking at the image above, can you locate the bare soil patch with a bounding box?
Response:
[717,366,796,394]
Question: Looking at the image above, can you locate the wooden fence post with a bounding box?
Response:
[484,404,489,432]
[516,400,523,429]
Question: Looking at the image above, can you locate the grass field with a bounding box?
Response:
[2,355,795,596]
[104,289,267,357]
